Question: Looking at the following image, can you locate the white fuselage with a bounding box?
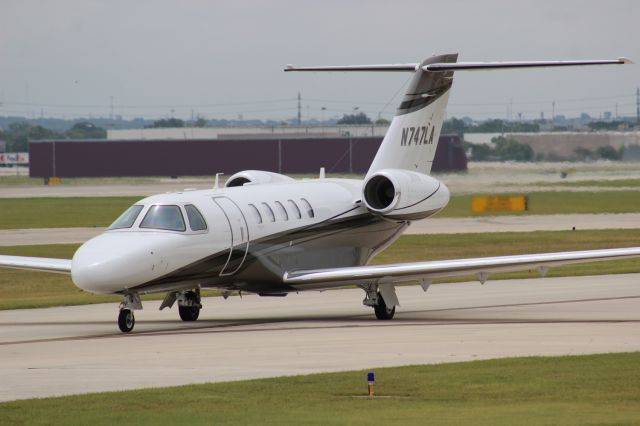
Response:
[71,178,374,294]
[71,175,449,296]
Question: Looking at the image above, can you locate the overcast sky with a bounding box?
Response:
[1,0,638,122]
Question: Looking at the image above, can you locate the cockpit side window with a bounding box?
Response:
[108,205,144,230]
[140,205,186,232]
[185,204,208,231]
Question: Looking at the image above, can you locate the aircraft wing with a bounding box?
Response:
[283,247,640,291]
[0,255,72,274]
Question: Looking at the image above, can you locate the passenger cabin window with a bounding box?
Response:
[108,205,143,230]
[274,201,289,221]
[140,205,186,232]
[185,204,207,231]
[300,198,315,218]
[261,202,276,222]
[248,204,262,224]
[288,199,302,219]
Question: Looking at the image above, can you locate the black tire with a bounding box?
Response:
[179,305,200,322]
[374,294,395,320]
[118,309,135,332]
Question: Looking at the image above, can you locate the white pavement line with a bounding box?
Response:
[408,213,640,234]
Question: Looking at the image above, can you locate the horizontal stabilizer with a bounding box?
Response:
[285,57,632,73]
[424,58,632,72]
[285,63,418,72]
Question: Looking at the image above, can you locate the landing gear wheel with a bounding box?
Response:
[118,309,135,332]
[374,293,395,320]
[179,305,200,321]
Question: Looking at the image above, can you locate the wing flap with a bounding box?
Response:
[0,255,72,274]
[283,247,640,289]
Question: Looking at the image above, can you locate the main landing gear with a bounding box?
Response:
[178,290,202,322]
[158,288,202,322]
[362,285,396,320]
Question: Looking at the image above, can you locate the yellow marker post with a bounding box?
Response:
[46,177,61,186]
[471,195,527,213]
[367,372,375,398]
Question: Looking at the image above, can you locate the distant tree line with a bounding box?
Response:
[443,118,540,134]
[0,122,107,152]
[574,145,624,161]
[465,136,534,162]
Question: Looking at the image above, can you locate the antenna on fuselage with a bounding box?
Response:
[214,173,224,189]
[319,167,325,179]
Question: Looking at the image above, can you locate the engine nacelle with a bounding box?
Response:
[362,169,450,220]
[225,170,294,188]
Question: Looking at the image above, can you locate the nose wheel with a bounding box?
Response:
[118,293,142,333]
[118,309,135,332]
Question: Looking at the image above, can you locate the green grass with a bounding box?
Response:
[0,190,639,229]
[1,352,639,425]
[439,190,640,217]
[1,229,638,310]
[0,196,142,229]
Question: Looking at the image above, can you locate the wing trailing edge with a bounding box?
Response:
[283,247,640,290]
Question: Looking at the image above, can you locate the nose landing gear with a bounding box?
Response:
[118,293,143,333]
[118,309,135,332]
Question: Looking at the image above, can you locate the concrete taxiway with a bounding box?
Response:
[0,273,638,402]
[1,213,639,246]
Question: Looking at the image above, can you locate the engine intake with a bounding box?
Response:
[362,169,449,220]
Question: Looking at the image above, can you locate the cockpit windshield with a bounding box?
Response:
[108,205,144,230]
[140,205,186,232]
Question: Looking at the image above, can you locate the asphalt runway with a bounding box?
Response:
[0,274,638,402]
[2,213,639,246]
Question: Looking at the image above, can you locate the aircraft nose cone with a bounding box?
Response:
[71,233,175,294]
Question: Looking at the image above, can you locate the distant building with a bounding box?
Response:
[107,125,390,141]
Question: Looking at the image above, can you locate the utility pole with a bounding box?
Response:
[109,96,114,120]
[636,87,639,125]
[552,101,555,124]
[297,92,302,126]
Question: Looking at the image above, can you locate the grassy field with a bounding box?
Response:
[1,190,639,229]
[0,196,141,229]
[0,229,638,310]
[1,352,638,425]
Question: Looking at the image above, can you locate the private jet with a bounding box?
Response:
[1,53,639,332]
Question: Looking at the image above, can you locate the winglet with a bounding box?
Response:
[619,57,634,64]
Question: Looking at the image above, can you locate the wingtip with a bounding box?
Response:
[618,57,634,64]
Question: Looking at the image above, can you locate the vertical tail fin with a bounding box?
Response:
[367,53,457,177]
[285,54,629,177]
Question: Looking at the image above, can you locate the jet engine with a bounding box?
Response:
[362,168,450,220]
[225,170,295,187]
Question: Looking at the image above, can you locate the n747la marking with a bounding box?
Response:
[400,125,435,146]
